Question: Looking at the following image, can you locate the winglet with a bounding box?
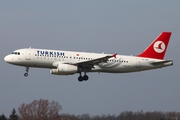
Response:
[113,53,117,58]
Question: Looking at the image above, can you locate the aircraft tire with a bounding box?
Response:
[24,73,28,77]
[78,76,83,82]
[83,75,89,81]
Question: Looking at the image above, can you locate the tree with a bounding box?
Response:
[0,113,7,120]
[9,108,18,120]
[18,99,62,120]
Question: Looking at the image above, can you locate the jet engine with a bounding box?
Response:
[50,64,78,75]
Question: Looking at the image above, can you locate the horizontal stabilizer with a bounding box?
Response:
[150,60,173,65]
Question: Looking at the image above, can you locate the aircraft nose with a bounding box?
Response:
[4,55,11,63]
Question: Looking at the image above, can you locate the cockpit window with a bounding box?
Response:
[11,52,20,55]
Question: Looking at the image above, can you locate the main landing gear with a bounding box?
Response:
[78,72,89,82]
[24,67,29,77]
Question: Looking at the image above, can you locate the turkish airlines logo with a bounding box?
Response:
[153,41,166,53]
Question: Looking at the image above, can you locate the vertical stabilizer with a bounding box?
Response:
[138,32,171,59]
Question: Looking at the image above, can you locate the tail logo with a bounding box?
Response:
[153,41,166,53]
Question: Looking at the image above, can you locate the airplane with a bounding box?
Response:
[4,32,173,82]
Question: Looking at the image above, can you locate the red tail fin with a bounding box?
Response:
[138,32,172,59]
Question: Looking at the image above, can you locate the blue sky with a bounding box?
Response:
[0,0,180,116]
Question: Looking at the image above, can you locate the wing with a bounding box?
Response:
[72,53,117,68]
[52,53,117,69]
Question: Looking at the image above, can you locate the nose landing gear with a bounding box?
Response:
[24,67,29,77]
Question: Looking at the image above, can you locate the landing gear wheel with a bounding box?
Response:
[78,76,83,82]
[24,73,28,77]
[83,75,89,81]
[78,71,89,82]
[24,67,29,77]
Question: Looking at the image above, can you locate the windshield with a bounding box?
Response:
[11,52,20,55]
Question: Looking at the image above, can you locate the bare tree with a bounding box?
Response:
[18,99,62,120]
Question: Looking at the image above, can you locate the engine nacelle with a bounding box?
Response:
[50,64,77,75]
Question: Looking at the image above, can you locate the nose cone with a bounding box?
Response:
[4,55,11,63]
[4,56,7,62]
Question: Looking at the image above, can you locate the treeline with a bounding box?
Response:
[1,110,180,120]
[57,111,180,120]
[0,99,179,120]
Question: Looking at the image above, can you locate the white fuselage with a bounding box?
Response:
[4,48,173,74]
